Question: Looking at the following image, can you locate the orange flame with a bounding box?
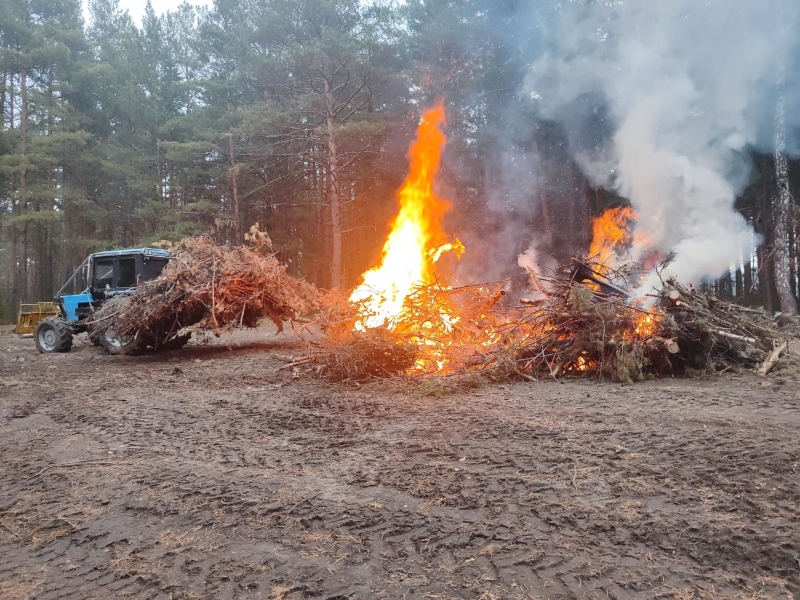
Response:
[587,207,664,341]
[350,103,463,330]
[633,311,656,337]
[588,206,637,267]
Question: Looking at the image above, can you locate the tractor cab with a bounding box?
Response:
[56,248,171,326]
[32,248,171,353]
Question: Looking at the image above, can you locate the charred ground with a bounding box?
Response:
[1,325,799,599]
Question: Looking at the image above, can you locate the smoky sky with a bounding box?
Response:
[453,0,800,287]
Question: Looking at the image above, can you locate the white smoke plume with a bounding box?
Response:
[525,0,800,288]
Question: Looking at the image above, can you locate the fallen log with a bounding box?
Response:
[757,340,789,376]
[712,330,757,344]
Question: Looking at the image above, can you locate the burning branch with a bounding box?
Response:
[302,257,791,383]
[568,259,630,298]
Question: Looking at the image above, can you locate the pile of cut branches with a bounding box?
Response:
[91,236,320,354]
[493,263,789,382]
[299,259,793,382]
[654,279,790,374]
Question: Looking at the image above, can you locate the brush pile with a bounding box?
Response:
[90,236,320,354]
[307,283,506,379]
[301,259,793,382]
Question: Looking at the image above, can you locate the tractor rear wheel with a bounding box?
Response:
[87,326,103,346]
[157,332,191,350]
[34,317,73,353]
[101,321,145,355]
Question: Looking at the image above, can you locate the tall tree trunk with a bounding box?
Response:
[227,132,242,244]
[756,156,776,312]
[772,70,797,314]
[771,0,798,315]
[744,260,753,302]
[15,68,29,306]
[734,268,743,299]
[567,162,577,251]
[0,70,6,127]
[325,81,343,290]
[579,178,590,250]
[41,67,54,301]
[540,194,553,241]
[7,70,13,128]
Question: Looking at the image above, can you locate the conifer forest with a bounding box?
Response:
[2,0,800,320]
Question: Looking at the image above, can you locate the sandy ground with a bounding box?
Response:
[1,323,799,600]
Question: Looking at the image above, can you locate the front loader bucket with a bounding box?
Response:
[15,303,60,334]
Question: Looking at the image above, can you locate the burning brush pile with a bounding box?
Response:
[295,104,793,383]
[307,259,791,383]
[90,235,320,354]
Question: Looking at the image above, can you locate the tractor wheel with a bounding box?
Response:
[34,317,73,353]
[158,332,191,350]
[101,321,146,355]
[93,295,146,355]
[87,324,104,346]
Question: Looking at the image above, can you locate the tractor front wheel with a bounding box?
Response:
[34,317,73,353]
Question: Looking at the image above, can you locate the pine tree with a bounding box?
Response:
[771,0,798,315]
[248,0,404,288]
[0,0,90,309]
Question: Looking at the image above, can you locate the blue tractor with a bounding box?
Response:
[34,248,172,353]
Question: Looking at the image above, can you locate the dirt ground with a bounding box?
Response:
[1,323,799,600]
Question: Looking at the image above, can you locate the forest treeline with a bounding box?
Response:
[1,0,798,322]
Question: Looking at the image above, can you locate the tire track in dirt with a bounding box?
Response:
[2,328,799,598]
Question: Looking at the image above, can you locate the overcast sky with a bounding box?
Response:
[84,0,210,24]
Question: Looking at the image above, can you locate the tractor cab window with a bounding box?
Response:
[57,257,91,296]
[118,258,137,288]
[93,260,114,290]
[141,257,169,282]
